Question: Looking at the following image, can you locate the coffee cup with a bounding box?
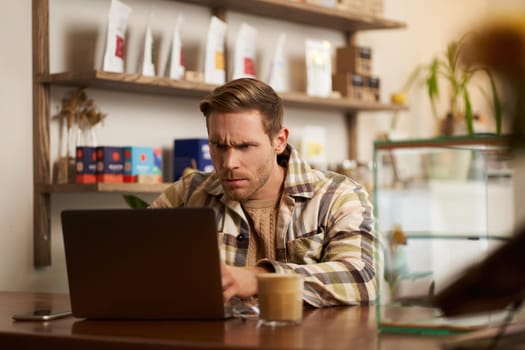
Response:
[257,273,303,326]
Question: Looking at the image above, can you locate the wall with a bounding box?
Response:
[357,0,492,152]
[0,0,522,292]
[0,0,34,290]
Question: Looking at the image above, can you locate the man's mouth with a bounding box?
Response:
[224,178,246,187]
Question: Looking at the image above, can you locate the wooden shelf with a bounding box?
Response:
[39,70,407,113]
[279,91,407,112]
[32,0,407,267]
[39,71,215,99]
[182,0,406,31]
[37,183,171,194]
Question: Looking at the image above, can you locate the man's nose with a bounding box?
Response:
[222,148,240,169]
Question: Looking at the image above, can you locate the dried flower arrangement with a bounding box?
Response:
[53,88,107,184]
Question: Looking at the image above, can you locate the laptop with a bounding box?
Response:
[61,207,231,320]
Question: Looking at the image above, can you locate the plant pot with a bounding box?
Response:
[438,112,470,136]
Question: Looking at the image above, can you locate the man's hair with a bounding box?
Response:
[199,78,283,139]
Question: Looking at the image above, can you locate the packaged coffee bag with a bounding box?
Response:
[204,16,227,85]
[165,14,185,80]
[102,0,132,73]
[305,39,332,97]
[138,13,156,76]
[232,23,258,80]
[267,33,287,92]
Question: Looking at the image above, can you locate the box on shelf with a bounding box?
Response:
[173,138,213,180]
[366,76,381,102]
[336,45,372,76]
[75,146,97,184]
[373,136,515,335]
[123,146,158,183]
[152,147,163,183]
[332,72,365,100]
[96,146,124,183]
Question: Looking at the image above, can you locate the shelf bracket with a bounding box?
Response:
[345,112,358,160]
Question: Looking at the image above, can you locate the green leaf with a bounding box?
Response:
[463,89,474,136]
[446,40,458,74]
[123,194,150,209]
[401,64,425,92]
[453,31,474,72]
[427,58,440,98]
[425,59,441,121]
[486,70,502,135]
[473,68,502,135]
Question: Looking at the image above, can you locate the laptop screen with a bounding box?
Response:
[61,207,227,319]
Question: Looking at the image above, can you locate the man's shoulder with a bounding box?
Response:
[180,170,220,191]
[181,169,215,182]
[284,146,366,198]
[310,168,365,193]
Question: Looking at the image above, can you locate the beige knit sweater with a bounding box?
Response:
[242,197,280,266]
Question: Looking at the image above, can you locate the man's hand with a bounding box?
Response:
[221,264,269,302]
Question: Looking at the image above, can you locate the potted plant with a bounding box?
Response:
[464,14,525,146]
[391,33,502,136]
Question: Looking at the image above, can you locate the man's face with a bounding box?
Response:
[207,110,288,201]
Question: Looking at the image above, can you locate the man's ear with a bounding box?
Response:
[274,127,289,154]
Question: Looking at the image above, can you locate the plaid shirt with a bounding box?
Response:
[150,145,376,307]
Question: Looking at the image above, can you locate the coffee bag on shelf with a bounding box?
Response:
[102,0,132,73]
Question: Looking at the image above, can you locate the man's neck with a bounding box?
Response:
[246,164,286,201]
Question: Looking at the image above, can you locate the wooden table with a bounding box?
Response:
[0,291,447,349]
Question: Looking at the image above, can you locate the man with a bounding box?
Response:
[150,78,376,307]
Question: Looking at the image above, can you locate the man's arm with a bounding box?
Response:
[257,190,377,308]
[258,232,376,307]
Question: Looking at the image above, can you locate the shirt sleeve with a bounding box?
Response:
[149,180,186,208]
[257,188,377,308]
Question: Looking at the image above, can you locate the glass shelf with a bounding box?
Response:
[373,136,515,334]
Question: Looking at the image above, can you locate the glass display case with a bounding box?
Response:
[373,135,515,335]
